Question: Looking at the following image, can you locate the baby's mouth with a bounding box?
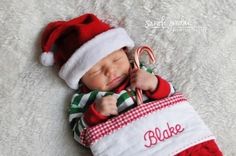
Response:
[107,75,126,88]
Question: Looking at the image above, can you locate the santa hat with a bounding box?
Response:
[40,13,134,89]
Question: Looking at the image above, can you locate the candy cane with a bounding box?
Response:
[133,46,156,105]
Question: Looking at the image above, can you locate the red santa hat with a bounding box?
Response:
[40,13,134,89]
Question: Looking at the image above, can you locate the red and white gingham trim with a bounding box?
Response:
[80,93,187,146]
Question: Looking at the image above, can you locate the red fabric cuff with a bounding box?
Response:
[145,75,171,99]
[83,103,109,126]
[176,140,222,156]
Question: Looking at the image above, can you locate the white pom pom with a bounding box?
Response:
[40,52,54,66]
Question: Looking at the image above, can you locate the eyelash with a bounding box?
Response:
[91,69,101,75]
[90,57,123,75]
[114,57,122,62]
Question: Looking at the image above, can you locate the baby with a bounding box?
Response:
[40,13,175,144]
[40,13,222,156]
[78,48,175,127]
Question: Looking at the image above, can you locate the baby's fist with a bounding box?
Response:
[130,69,158,92]
[95,95,118,116]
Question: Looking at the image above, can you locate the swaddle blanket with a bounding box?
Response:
[79,93,219,156]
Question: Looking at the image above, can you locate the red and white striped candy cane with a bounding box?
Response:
[133,46,156,105]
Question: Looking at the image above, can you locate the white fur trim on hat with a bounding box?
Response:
[40,51,54,66]
[59,27,134,89]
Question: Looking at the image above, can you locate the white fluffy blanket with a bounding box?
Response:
[0,0,235,155]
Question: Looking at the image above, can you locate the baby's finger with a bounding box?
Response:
[130,71,137,78]
[130,74,137,80]
[106,95,117,101]
[130,77,137,84]
[110,96,118,104]
[130,68,138,74]
[130,80,137,90]
[110,108,118,115]
[129,69,136,76]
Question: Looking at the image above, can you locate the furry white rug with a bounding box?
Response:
[0,0,235,155]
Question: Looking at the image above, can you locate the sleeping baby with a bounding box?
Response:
[40,13,222,156]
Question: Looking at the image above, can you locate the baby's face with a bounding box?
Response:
[81,48,130,91]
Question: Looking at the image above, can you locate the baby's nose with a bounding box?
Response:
[105,66,115,77]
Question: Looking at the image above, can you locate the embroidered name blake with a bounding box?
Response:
[144,122,184,148]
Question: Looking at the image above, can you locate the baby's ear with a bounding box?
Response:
[122,47,128,53]
[123,47,131,57]
[122,47,132,60]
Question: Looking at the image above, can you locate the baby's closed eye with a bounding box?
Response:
[113,57,122,62]
[90,68,102,75]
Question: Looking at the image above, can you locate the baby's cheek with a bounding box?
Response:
[94,76,108,90]
[121,61,130,74]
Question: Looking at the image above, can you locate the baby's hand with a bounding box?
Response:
[95,95,118,116]
[130,69,158,92]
